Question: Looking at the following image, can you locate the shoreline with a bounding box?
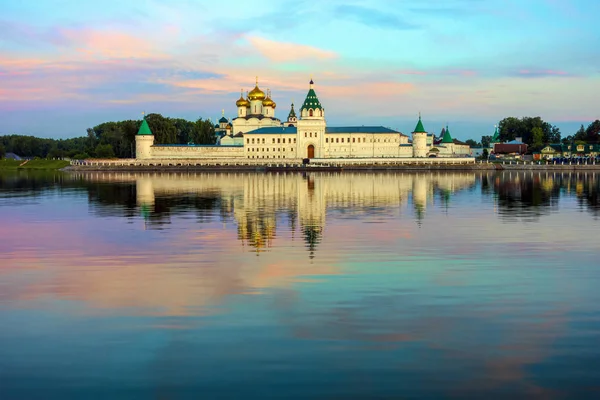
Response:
[62,163,600,172]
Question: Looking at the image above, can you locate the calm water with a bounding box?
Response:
[1,170,600,399]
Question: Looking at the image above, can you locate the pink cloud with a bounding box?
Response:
[246,36,337,63]
[517,69,569,77]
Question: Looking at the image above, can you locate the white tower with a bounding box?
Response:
[412,113,428,158]
[297,79,326,159]
[135,116,154,160]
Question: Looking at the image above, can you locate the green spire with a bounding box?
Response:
[288,102,297,119]
[137,116,153,136]
[413,113,427,133]
[301,79,323,111]
[491,125,500,143]
[441,124,453,143]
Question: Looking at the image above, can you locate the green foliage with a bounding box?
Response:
[0,144,5,159]
[532,126,544,147]
[465,139,479,147]
[1,114,217,160]
[0,135,90,158]
[72,152,90,160]
[482,148,489,158]
[498,116,561,145]
[481,135,492,147]
[95,143,115,158]
[571,120,600,143]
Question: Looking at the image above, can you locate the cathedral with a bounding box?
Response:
[135,77,472,160]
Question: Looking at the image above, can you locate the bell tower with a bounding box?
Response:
[297,78,326,159]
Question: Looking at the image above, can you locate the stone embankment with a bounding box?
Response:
[64,158,600,172]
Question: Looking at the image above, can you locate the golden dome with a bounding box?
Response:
[235,89,250,107]
[262,97,276,109]
[248,85,266,101]
[236,96,250,107]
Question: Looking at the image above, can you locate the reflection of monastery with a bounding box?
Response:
[135,78,472,161]
[128,172,476,256]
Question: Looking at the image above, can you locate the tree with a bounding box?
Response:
[0,143,5,159]
[95,143,115,158]
[498,116,561,146]
[532,126,544,148]
[586,120,600,143]
[481,135,492,147]
[465,139,479,147]
[482,148,489,159]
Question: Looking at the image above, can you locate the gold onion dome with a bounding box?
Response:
[236,90,250,107]
[262,90,276,108]
[248,83,266,101]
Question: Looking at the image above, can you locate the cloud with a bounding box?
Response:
[515,69,570,78]
[245,36,337,63]
[334,4,419,30]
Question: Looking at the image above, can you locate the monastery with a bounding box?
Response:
[135,78,471,160]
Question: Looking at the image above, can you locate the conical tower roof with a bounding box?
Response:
[288,103,297,119]
[137,117,153,135]
[441,125,453,143]
[413,114,427,133]
[491,125,500,143]
[301,79,323,111]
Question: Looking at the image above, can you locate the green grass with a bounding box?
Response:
[0,159,70,170]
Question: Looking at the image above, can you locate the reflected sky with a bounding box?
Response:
[1,171,600,399]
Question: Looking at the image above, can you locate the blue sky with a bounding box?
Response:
[1,0,599,140]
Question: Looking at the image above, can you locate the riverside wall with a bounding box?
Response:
[64,158,600,172]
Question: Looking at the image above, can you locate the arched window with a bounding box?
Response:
[309,109,313,117]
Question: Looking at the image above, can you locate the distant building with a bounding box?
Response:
[494,137,528,155]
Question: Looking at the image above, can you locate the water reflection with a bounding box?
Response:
[2,170,600,398]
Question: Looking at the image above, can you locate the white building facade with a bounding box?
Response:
[135,78,472,161]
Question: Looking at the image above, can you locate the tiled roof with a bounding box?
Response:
[326,126,405,135]
[245,127,298,134]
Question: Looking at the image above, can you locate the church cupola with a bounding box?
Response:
[441,124,453,144]
[262,89,276,117]
[248,77,265,115]
[286,102,298,126]
[301,78,324,119]
[236,89,249,117]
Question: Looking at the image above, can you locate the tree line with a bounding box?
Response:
[465,117,600,151]
[0,113,216,159]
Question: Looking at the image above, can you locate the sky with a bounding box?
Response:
[1,0,599,140]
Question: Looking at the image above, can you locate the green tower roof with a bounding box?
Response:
[491,125,500,143]
[301,79,323,111]
[441,125,453,143]
[137,118,153,136]
[413,114,427,133]
[288,103,297,119]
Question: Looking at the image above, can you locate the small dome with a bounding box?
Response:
[236,95,250,107]
[248,85,266,101]
[262,97,276,109]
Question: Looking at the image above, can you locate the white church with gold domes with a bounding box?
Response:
[135,78,472,161]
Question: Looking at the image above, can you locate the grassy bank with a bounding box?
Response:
[0,159,70,170]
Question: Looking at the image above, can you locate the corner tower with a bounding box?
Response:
[297,79,326,159]
[412,114,428,158]
[135,115,154,160]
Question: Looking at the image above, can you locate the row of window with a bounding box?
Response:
[248,155,287,159]
[325,138,399,143]
[247,138,298,144]
[246,136,401,145]
[248,148,295,152]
